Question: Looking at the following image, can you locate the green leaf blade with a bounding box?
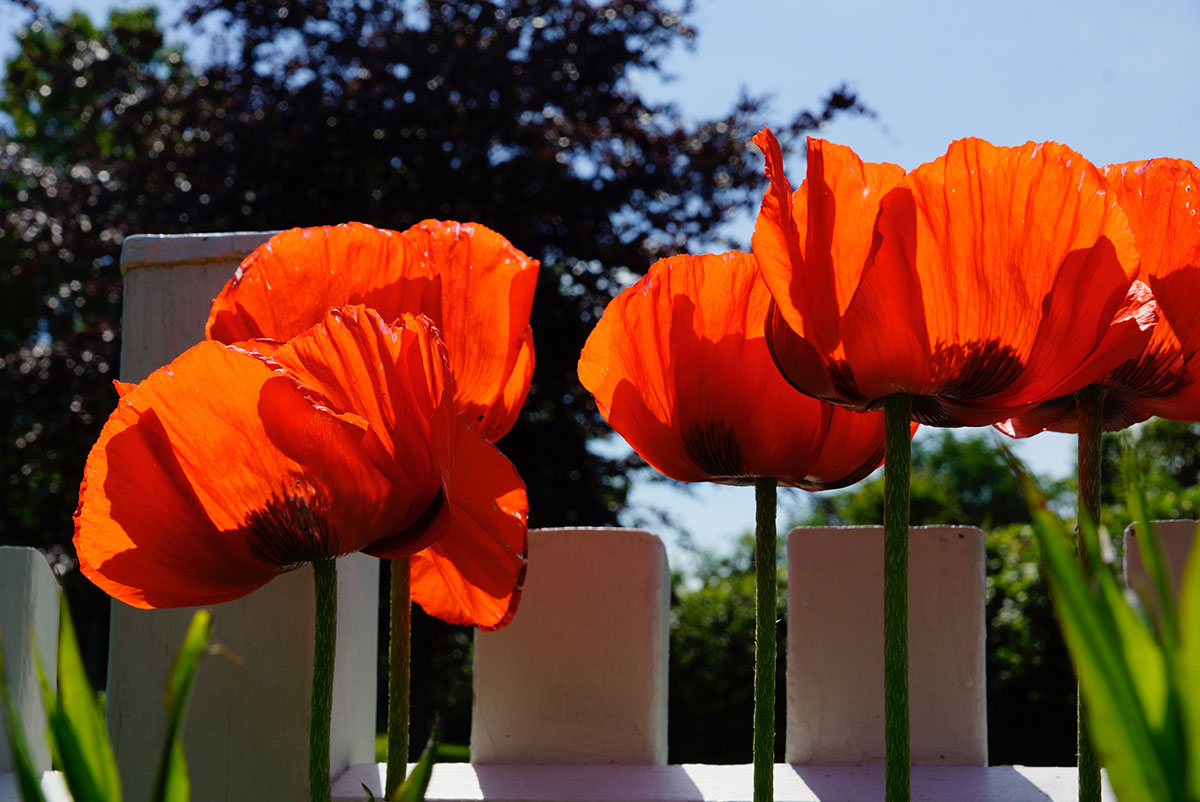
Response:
[41,604,121,802]
[1026,481,1172,802]
[150,610,212,802]
[390,726,438,802]
[1176,526,1200,799]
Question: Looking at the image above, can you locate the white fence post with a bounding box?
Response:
[1124,519,1197,603]
[107,233,378,801]
[787,526,987,766]
[0,547,59,773]
[471,528,670,764]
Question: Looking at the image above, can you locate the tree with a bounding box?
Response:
[1,6,205,670]
[1,7,196,553]
[1,0,870,546]
[1101,419,1200,521]
[669,534,786,762]
[2,0,871,746]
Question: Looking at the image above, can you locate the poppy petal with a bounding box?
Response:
[765,299,843,406]
[206,221,538,442]
[263,306,455,555]
[580,251,891,487]
[1004,159,1200,433]
[74,341,403,608]
[859,138,1142,421]
[400,220,539,441]
[1021,279,1156,405]
[396,417,529,629]
[206,223,426,344]
[802,411,914,491]
[752,130,905,355]
[475,326,535,442]
[1105,159,1200,420]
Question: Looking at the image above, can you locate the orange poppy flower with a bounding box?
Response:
[1001,158,1200,436]
[205,221,536,628]
[75,306,527,627]
[578,252,895,489]
[753,129,1158,427]
[206,220,538,443]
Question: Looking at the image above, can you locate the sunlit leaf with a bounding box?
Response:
[1177,526,1200,799]
[151,610,211,802]
[1122,442,1178,647]
[37,604,122,802]
[1012,446,1194,802]
[390,725,438,802]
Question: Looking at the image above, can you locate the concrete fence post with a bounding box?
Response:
[107,233,378,801]
[787,526,988,766]
[1123,519,1197,604]
[471,528,670,764]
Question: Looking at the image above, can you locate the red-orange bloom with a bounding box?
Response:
[205,221,537,628]
[578,252,896,489]
[206,220,538,443]
[753,129,1158,427]
[75,306,527,627]
[1002,158,1200,436]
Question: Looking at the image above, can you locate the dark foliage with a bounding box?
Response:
[1,0,869,753]
[1101,419,1200,520]
[1,0,869,546]
[668,534,786,763]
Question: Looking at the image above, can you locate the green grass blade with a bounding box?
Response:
[1094,559,1184,781]
[150,610,212,802]
[158,741,190,802]
[1118,446,1188,787]
[390,725,438,802]
[38,603,122,802]
[0,630,50,802]
[1177,526,1200,799]
[1029,491,1171,802]
[1122,442,1179,649]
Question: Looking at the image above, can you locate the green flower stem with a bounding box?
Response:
[311,559,338,802]
[1075,385,1105,802]
[883,393,912,802]
[386,557,412,799]
[753,477,778,802]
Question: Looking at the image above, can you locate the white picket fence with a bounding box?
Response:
[6,232,1194,801]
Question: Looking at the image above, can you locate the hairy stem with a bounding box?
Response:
[883,394,912,802]
[310,559,337,802]
[1075,385,1105,802]
[385,557,412,799]
[753,477,778,802]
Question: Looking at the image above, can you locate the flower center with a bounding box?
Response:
[682,419,747,483]
[246,490,339,569]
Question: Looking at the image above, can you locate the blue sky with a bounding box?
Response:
[6,0,1195,556]
[628,0,1200,555]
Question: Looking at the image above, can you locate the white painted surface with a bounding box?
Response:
[332,763,1114,802]
[1123,519,1197,601]
[107,557,377,801]
[787,527,987,766]
[108,232,378,801]
[0,547,59,773]
[0,770,72,802]
[472,528,670,764]
[118,231,279,384]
